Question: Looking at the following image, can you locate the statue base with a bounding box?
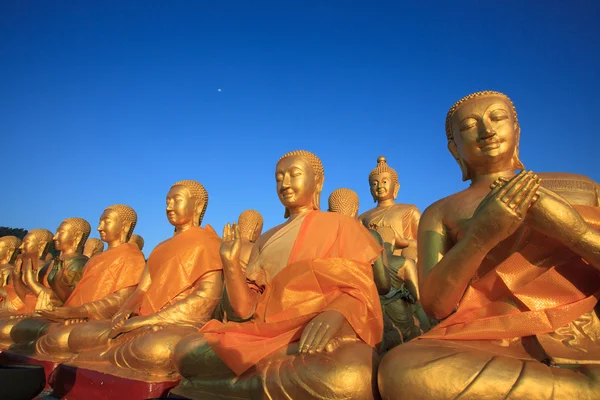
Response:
[50,364,179,400]
[0,351,56,389]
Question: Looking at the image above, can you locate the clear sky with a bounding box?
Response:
[2,1,599,257]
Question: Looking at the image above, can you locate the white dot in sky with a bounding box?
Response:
[217,89,222,92]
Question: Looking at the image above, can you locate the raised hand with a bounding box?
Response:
[467,170,541,248]
[220,223,241,266]
[298,310,346,354]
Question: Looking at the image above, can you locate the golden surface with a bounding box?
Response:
[359,156,421,260]
[128,234,144,251]
[378,90,600,399]
[61,181,223,381]
[83,238,104,258]
[171,151,381,399]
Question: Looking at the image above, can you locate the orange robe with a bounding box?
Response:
[139,225,222,316]
[420,205,600,350]
[65,243,146,307]
[201,211,384,376]
[2,284,26,313]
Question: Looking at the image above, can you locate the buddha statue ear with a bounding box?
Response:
[74,232,85,253]
[38,241,50,260]
[448,140,472,182]
[122,222,133,243]
[511,123,525,171]
[194,199,205,226]
[393,182,400,200]
[313,177,323,211]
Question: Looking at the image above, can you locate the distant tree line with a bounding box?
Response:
[0,226,59,258]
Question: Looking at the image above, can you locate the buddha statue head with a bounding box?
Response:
[20,229,54,260]
[328,188,360,218]
[129,234,145,251]
[0,236,22,265]
[277,150,324,218]
[369,156,400,204]
[166,180,209,229]
[238,210,264,243]
[53,218,91,255]
[446,90,525,181]
[98,204,138,247]
[83,238,105,258]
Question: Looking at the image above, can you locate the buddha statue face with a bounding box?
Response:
[276,155,320,213]
[54,222,81,252]
[21,233,42,257]
[0,236,20,264]
[368,156,400,203]
[166,185,201,227]
[447,91,524,180]
[98,209,125,244]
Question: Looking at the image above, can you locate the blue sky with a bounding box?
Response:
[2,1,599,256]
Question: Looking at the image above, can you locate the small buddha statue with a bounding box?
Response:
[170,150,384,400]
[3,230,54,316]
[83,238,104,258]
[358,156,421,260]
[128,234,144,251]
[1,219,90,349]
[30,205,146,359]
[0,236,23,314]
[378,91,600,399]
[213,209,264,323]
[65,180,223,381]
[328,188,422,349]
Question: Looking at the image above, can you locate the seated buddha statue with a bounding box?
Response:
[128,234,144,251]
[213,209,264,323]
[0,236,23,315]
[65,180,223,381]
[358,156,421,260]
[0,220,90,349]
[83,238,104,259]
[27,205,146,359]
[378,90,600,399]
[328,188,421,349]
[170,150,384,400]
[2,230,53,317]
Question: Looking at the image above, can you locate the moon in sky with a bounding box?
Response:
[217,88,222,92]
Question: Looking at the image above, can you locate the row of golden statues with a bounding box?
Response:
[0,90,599,399]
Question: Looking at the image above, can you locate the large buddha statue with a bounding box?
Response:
[1,230,53,316]
[213,209,264,323]
[65,180,222,381]
[0,236,23,314]
[378,91,600,399]
[29,205,146,359]
[83,238,104,259]
[128,234,144,251]
[328,188,421,349]
[358,156,421,260]
[0,219,90,348]
[171,150,384,400]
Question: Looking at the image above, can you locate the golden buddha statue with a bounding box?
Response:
[0,236,23,314]
[213,209,264,323]
[65,180,222,381]
[0,220,90,349]
[358,156,421,260]
[378,91,600,399]
[128,234,144,251]
[83,238,104,258]
[1,230,53,317]
[29,205,146,359]
[328,188,421,349]
[170,150,384,400]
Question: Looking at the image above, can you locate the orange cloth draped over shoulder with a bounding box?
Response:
[200,211,384,376]
[421,204,600,341]
[65,243,146,307]
[138,225,222,316]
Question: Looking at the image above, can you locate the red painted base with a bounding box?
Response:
[0,351,57,389]
[50,364,179,400]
